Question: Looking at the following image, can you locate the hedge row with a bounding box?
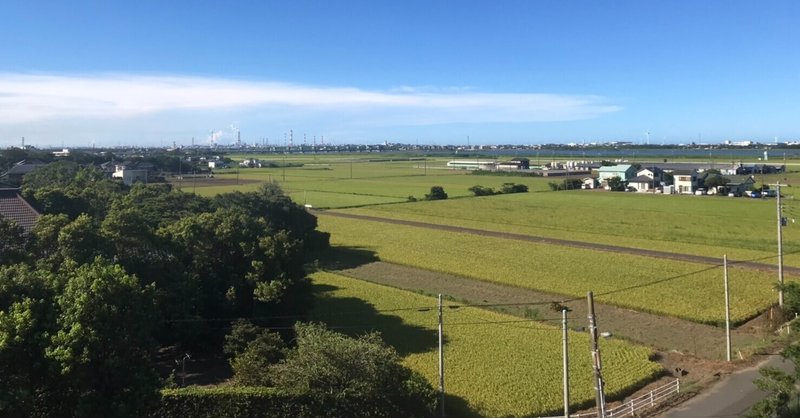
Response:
[151,386,417,418]
[151,387,312,418]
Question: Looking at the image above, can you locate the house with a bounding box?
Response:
[627,175,658,192]
[625,167,665,192]
[0,188,41,233]
[112,166,148,185]
[581,177,599,189]
[637,167,664,183]
[208,160,230,169]
[0,160,47,186]
[672,170,698,194]
[597,164,636,182]
[721,176,756,196]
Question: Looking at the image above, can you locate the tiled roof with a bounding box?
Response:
[5,160,47,175]
[0,188,41,233]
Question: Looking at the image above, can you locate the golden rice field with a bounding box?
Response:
[317,214,793,325]
[310,271,663,418]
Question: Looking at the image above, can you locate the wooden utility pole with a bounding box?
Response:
[438,294,445,418]
[562,308,570,418]
[724,255,732,362]
[587,292,607,417]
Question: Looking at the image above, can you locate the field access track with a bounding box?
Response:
[316,210,796,275]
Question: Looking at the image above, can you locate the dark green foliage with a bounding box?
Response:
[46,258,160,417]
[270,323,436,418]
[0,259,160,418]
[548,178,583,191]
[0,217,28,266]
[468,185,497,196]
[225,320,287,386]
[606,176,626,192]
[746,344,800,417]
[500,182,529,193]
[0,264,59,416]
[781,283,800,318]
[152,387,313,418]
[21,161,121,219]
[424,186,448,201]
[702,173,729,190]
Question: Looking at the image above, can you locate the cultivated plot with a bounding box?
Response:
[310,271,662,418]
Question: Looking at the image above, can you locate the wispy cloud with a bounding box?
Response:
[0,73,620,127]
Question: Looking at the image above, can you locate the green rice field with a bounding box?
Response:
[310,271,662,417]
[332,190,800,267]
[317,214,793,324]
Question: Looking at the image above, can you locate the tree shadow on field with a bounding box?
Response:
[313,245,379,270]
[311,283,441,356]
[443,394,483,418]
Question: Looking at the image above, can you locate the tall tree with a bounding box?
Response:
[46,259,160,417]
[270,323,436,418]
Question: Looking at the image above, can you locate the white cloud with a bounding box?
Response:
[0,73,620,126]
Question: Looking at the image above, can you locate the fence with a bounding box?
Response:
[540,379,680,418]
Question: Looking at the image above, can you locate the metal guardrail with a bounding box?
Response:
[538,379,680,418]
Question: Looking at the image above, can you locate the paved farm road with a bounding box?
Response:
[659,354,795,418]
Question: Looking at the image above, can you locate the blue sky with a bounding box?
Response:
[1,1,798,147]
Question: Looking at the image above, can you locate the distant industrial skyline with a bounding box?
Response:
[1,1,798,147]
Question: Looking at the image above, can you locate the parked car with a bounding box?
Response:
[748,191,762,198]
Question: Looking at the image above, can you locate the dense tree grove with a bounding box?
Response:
[0,162,437,417]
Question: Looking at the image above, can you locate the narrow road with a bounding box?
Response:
[316,210,797,274]
[660,354,795,418]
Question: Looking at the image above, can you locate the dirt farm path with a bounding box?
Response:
[317,210,797,275]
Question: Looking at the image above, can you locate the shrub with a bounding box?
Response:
[468,185,497,196]
[500,183,529,194]
[424,186,447,201]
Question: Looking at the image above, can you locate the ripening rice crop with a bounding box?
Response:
[317,214,790,324]
[310,271,663,418]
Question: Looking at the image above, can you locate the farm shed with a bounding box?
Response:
[597,164,636,182]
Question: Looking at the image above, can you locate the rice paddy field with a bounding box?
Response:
[310,271,663,418]
[331,190,800,267]
[317,214,793,325]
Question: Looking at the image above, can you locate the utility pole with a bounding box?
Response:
[562,308,570,418]
[724,255,732,362]
[777,182,784,307]
[438,294,445,418]
[587,292,607,418]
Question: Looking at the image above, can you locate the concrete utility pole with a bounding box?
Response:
[562,308,570,418]
[724,255,732,362]
[587,292,607,417]
[438,294,445,418]
[777,182,784,307]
